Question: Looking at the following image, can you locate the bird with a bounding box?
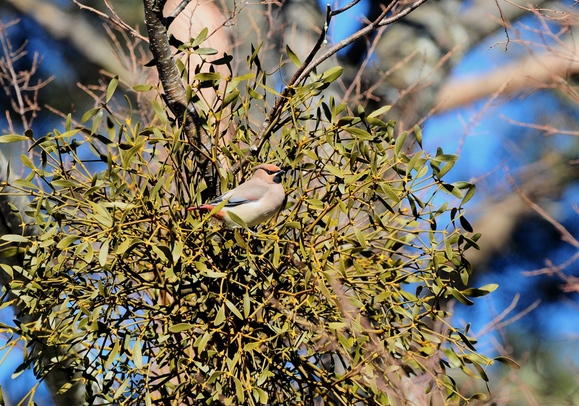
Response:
[187,163,286,227]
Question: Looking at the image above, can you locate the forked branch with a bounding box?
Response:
[256,0,429,146]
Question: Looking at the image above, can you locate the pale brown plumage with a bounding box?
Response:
[188,164,286,227]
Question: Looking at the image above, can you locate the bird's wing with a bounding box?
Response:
[207,183,268,207]
[221,196,257,207]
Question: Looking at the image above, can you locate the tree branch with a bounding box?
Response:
[142,0,216,191]
[250,0,428,160]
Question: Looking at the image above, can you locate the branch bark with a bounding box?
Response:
[143,0,216,192]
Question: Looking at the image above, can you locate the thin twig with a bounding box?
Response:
[72,0,148,42]
[257,5,333,142]
[165,0,192,26]
[331,0,362,16]
[505,167,579,248]
[232,0,430,173]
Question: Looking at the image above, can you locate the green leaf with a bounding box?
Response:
[343,127,373,140]
[196,331,212,350]
[222,89,240,108]
[172,240,184,263]
[320,66,343,83]
[226,299,243,320]
[0,263,13,278]
[229,73,255,88]
[20,154,35,170]
[471,361,489,381]
[113,377,130,399]
[210,53,233,66]
[286,45,301,67]
[444,235,453,259]
[248,42,263,67]
[13,179,38,190]
[51,180,78,188]
[81,107,101,123]
[193,72,222,82]
[456,331,477,351]
[461,184,476,205]
[434,154,458,163]
[99,238,110,267]
[90,202,113,228]
[325,165,344,178]
[449,288,474,306]
[354,228,366,249]
[254,387,268,404]
[443,348,463,368]
[105,337,120,369]
[248,87,263,100]
[494,356,521,369]
[228,211,248,228]
[0,134,29,143]
[106,76,119,103]
[394,131,408,157]
[169,323,196,333]
[459,215,473,232]
[243,291,251,319]
[0,235,30,243]
[468,393,488,401]
[191,27,208,47]
[368,105,391,118]
[214,305,226,326]
[462,284,499,297]
[133,84,154,92]
[133,339,143,369]
[234,376,245,402]
[56,235,77,249]
[414,124,423,147]
[194,47,218,55]
[11,359,33,379]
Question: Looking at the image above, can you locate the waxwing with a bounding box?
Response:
[188,164,286,227]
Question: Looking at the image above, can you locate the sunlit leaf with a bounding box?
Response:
[169,323,196,333]
[0,134,29,143]
[106,76,119,103]
[286,45,301,67]
[191,27,208,47]
[494,356,521,369]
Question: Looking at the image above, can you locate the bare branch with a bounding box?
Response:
[165,0,192,24]
[256,5,332,150]
[71,0,148,42]
[506,168,579,249]
[0,20,52,131]
[330,0,363,16]
[250,0,429,162]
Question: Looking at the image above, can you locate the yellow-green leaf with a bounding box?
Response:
[286,45,301,67]
[169,323,196,333]
[106,76,119,103]
[0,134,29,143]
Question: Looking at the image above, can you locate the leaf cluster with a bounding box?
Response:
[0,40,512,405]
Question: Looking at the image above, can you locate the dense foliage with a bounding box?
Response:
[0,35,510,405]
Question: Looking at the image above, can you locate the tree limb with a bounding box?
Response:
[143,0,216,191]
